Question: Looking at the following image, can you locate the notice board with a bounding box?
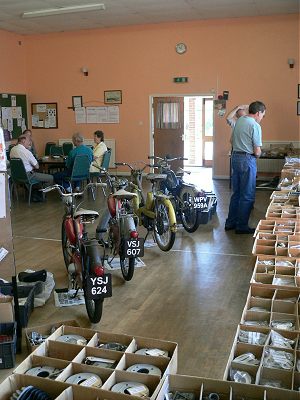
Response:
[31,102,58,129]
[0,93,28,140]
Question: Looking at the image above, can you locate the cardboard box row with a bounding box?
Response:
[1,371,300,400]
[250,255,300,290]
[223,323,300,392]
[252,233,300,258]
[2,324,178,400]
[265,204,300,220]
[254,219,300,237]
[241,285,300,332]
[0,295,14,323]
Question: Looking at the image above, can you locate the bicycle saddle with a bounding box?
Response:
[146,173,167,181]
[112,189,137,200]
[74,209,99,219]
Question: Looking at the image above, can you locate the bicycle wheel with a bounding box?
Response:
[154,200,176,251]
[119,254,135,281]
[61,218,74,272]
[82,246,104,323]
[179,186,201,233]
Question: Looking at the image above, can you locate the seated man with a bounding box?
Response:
[54,132,93,191]
[10,134,54,186]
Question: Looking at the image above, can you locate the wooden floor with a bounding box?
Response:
[0,170,271,383]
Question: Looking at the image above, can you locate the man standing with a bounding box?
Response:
[10,134,54,186]
[54,132,93,191]
[225,101,266,234]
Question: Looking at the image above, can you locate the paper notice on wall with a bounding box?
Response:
[0,173,6,218]
[86,107,99,123]
[7,119,13,132]
[1,107,12,120]
[11,95,16,107]
[107,106,119,123]
[0,128,7,171]
[36,104,47,113]
[75,107,86,124]
[47,115,56,128]
[38,120,44,128]
[32,114,39,127]
[21,118,26,131]
[11,106,22,119]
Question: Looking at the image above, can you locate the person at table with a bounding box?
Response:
[22,129,37,158]
[90,130,107,172]
[10,134,54,185]
[54,132,93,191]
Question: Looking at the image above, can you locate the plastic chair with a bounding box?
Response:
[44,142,56,156]
[6,144,15,161]
[66,154,91,189]
[9,158,41,205]
[50,145,64,157]
[62,142,73,156]
[90,148,112,198]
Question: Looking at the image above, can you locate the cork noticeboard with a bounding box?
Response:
[31,102,58,129]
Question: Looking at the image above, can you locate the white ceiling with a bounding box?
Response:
[0,0,298,35]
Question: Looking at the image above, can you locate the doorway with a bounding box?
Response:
[151,95,214,171]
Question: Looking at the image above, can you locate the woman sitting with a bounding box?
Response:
[90,130,107,172]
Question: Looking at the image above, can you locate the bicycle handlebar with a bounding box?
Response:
[148,155,188,163]
[115,161,150,172]
[41,182,106,197]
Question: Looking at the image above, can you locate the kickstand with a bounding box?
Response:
[70,287,80,299]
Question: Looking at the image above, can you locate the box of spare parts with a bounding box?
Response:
[25,320,80,353]
[0,322,17,369]
[0,294,14,323]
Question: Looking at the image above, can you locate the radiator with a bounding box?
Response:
[58,138,116,168]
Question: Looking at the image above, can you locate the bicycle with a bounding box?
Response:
[115,161,177,251]
[42,183,111,323]
[95,170,144,281]
[149,155,215,232]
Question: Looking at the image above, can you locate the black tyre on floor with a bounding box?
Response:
[154,201,176,251]
[61,218,74,272]
[179,186,201,233]
[82,245,104,323]
[119,252,135,281]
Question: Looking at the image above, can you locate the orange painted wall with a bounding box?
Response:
[1,14,299,177]
[0,29,27,92]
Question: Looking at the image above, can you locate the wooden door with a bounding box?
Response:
[153,97,184,171]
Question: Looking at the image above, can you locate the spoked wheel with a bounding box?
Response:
[179,187,201,233]
[119,250,135,281]
[82,246,104,324]
[154,201,176,251]
[61,218,75,273]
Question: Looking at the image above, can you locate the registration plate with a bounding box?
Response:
[124,238,144,257]
[193,196,208,210]
[86,274,112,300]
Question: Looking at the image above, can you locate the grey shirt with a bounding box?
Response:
[231,116,262,154]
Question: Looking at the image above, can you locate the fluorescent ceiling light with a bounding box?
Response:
[22,3,105,18]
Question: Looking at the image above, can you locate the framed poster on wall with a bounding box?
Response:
[31,102,58,129]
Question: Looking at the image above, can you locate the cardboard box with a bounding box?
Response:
[33,339,83,361]
[25,319,80,353]
[72,345,123,370]
[48,324,97,344]
[102,369,161,400]
[0,373,68,399]
[88,330,134,351]
[0,296,14,323]
[14,354,69,376]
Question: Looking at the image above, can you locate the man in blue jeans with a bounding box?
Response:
[225,101,266,234]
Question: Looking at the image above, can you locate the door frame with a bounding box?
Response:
[149,93,215,174]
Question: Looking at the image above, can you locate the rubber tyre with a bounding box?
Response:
[61,218,74,273]
[154,201,176,251]
[179,187,201,233]
[120,256,135,281]
[82,247,104,323]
